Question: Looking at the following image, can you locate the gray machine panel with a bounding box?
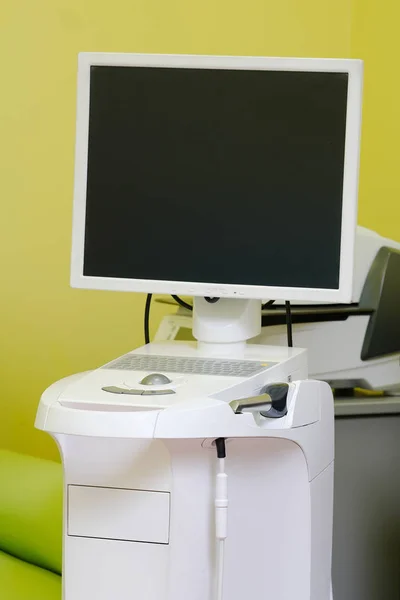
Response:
[332,396,400,600]
[360,247,400,360]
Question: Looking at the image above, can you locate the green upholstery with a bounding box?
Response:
[0,449,62,574]
[0,550,61,600]
[0,449,62,599]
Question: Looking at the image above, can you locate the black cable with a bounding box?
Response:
[285,301,293,347]
[262,300,275,310]
[144,293,152,344]
[171,295,193,311]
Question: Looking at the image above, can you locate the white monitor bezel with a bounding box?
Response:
[70,52,363,303]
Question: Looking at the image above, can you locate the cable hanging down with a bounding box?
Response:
[285,300,293,347]
[144,293,152,344]
[171,295,193,311]
[262,299,275,310]
[214,438,228,600]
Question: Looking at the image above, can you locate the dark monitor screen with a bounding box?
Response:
[83,65,348,289]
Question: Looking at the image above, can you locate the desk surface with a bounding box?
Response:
[334,395,400,417]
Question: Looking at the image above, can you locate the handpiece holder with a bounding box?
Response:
[192,297,262,356]
[230,383,290,419]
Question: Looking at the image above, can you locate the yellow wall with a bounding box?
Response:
[1,0,351,460]
[351,0,400,240]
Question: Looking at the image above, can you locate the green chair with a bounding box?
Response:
[0,449,62,599]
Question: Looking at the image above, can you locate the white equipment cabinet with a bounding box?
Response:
[36,341,334,600]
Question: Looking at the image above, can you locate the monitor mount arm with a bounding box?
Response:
[192,297,262,356]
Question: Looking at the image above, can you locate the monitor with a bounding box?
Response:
[70,53,363,303]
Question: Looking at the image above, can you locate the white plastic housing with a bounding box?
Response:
[35,340,335,600]
[254,317,400,393]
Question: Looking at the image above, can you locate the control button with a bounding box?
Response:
[142,389,175,396]
[102,386,144,395]
[140,373,172,386]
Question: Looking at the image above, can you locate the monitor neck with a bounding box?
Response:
[192,297,262,357]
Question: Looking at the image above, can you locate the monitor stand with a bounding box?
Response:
[192,297,261,356]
